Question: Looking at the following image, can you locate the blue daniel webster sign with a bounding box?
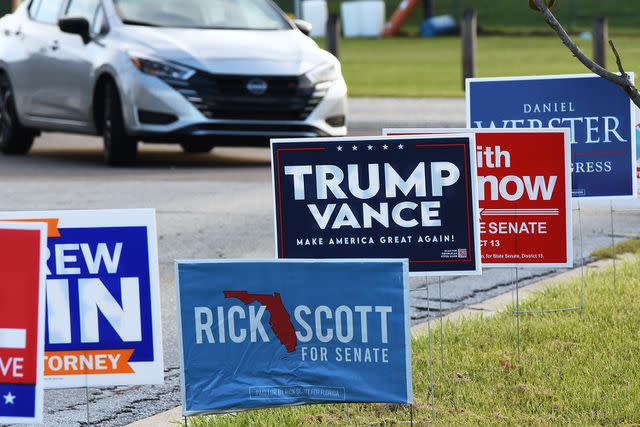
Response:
[176,260,412,415]
[270,135,481,276]
[467,74,637,198]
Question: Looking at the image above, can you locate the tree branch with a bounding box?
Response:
[609,40,626,76]
[533,0,640,108]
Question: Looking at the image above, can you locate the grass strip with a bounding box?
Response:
[316,36,640,98]
[592,238,640,260]
[192,255,640,426]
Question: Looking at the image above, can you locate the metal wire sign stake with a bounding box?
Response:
[513,205,585,316]
[84,350,91,425]
[513,202,588,369]
[438,277,445,369]
[578,202,586,318]
[610,200,617,288]
[609,203,640,288]
[410,403,414,426]
[515,265,522,368]
[425,277,436,422]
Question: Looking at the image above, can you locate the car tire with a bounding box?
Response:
[0,74,35,155]
[103,80,137,166]
[180,142,215,154]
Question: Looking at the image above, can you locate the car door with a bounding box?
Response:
[12,0,67,121]
[1,3,35,118]
[50,0,104,125]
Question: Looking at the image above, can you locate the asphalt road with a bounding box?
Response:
[2,98,640,426]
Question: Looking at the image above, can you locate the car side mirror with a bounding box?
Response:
[58,16,91,43]
[294,19,312,36]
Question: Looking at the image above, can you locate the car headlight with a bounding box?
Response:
[130,55,195,81]
[302,62,340,86]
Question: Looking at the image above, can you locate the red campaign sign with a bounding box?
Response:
[384,129,573,268]
[0,223,46,423]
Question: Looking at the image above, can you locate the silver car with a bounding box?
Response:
[0,0,348,165]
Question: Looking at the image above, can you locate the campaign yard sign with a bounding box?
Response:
[0,222,46,424]
[176,260,412,415]
[0,210,163,389]
[467,74,637,199]
[384,129,573,268]
[271,135,481,276]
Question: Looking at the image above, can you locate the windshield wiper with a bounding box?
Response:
[121,19,159,27]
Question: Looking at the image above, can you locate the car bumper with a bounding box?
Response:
[119,70,348,144]
[136,123,332,145]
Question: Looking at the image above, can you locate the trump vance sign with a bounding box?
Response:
[271,135,481,276]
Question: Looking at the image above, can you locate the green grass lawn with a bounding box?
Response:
[323,35,640,97]
[592,238,640,260]
[275,0,640,34]
[432,0,640,34]
[192,256,640,426]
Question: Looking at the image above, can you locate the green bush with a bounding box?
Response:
[0,0,12,17]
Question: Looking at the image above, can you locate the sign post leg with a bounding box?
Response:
[578,201,586,319]
[511,269,516,306]
[426,278,435,422]
[410,404,414,426]
[184,416,188,426]
[84,360,91,426]
[85,386,90,425]
[515,267,521,369]
[610,201,617,288]
[438,276,444,369]
[346,403,350,424]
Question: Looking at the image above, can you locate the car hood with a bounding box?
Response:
[118,26,332,76]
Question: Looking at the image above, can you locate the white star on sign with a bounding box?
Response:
[398,144,405,150]
[3,392,16,405]
[337,145,343,151]
[383,145,389,150]
[352,145,358,151]
[367,145,373,151]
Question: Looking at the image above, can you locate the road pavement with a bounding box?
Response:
[1,98,639,426]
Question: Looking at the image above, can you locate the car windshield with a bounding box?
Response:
[113,0,292,30]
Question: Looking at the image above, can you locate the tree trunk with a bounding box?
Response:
[592,17,608,69]
[461,9,477,90]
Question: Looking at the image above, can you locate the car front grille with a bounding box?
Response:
[162,72,327,121]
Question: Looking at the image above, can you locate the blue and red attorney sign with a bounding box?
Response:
[176,260,412,415]
[271,135,482,276]
[0,223,46,424]
[0,210,164,389]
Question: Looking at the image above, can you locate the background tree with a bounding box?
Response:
[530,0,640,108]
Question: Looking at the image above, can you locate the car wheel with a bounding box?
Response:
[103,80,137,166]
[180,142,215,154]
[0,74,35,155]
